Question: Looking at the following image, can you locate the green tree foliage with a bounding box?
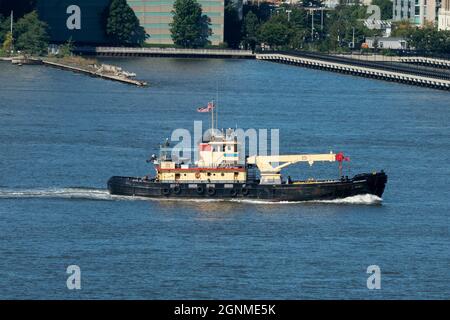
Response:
[391,20,414,37]
[170,0,211,48]
[390,21,450,54]
[224,0,242,48]
[323,4,369,51]
[2,31,13,54]
[289,8,308,30]
[255,8,310,49]
[407,25,450,54]
[250,4,379,52]
[242,11,259,50]
[371,0,393,20]
[0,14,4,43]
[0,14,11,44]
[243,3,272,23]
[106,0,146,46]
[14,11,49,55]
[58,37,75,57]
[258,18,291,49]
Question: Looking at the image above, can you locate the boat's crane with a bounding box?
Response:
[247,152,347,184]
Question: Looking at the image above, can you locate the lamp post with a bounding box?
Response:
[10,10,14,54]
[286,9,292,22]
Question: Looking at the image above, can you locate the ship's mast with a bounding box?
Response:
[211,100,214,133]
[216,83,219,130]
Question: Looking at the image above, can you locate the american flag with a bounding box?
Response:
[197,101,214,113]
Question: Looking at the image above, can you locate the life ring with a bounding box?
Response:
[241,187,250,196]
[173,185,181,194]
[195,172,201,179]
[207,187,216,196]
[230,189,238,197]
[196,185,204,194]
[162,187,171,196]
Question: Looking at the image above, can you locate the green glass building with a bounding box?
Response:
[36,0,224,45]
[127,0,224,45]
[37,0,112,44]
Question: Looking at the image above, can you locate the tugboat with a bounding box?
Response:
[108,103,387,202]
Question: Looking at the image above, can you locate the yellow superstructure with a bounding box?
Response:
[154,129,246,183]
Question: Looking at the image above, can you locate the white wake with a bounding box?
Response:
[0,187,124,201]
[0,188,382,205]
[307,193,382,205]
[229,193,382,205]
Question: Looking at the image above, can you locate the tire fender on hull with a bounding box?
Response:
[173,185,181,194]
[207,187,216,196]
[196,186,204,195]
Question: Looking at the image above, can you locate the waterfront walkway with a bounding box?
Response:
[75,47,255,59]
[256,52,450,91]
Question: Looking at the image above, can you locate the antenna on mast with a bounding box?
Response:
[216,81,219,130]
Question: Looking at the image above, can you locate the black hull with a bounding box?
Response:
[107,172,387,202]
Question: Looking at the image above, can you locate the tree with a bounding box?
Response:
[325,4,369,51]
[243,3,272,23]
[289,8,308,30]
[242,11,259,50]
[0,14,4,45]
[106,0,146,46]
[14,11,49,55]
[224,0,242,48]
[2,31,13,54]
[289,28,309,50]
[58,37,74,57]
[391,20,414,38]
[0,14,11,45]
[406,24,450,55]
[258,21,291,49]
[170,0,211,48]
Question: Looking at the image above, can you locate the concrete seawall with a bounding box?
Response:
[257,53,450,91]
[41,60,147,87]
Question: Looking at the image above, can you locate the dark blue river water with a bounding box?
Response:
[0,58,449,299]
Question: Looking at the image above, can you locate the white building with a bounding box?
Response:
[438,0,450,30]
[364,37,408,49]
[392,0,437,26]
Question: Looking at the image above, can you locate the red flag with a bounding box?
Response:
[335,152,350,162]
[197,101,214,113]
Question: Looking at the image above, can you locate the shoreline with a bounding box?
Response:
[4,50,450,91]
[41,59,148,87]
[2,56,148,87]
